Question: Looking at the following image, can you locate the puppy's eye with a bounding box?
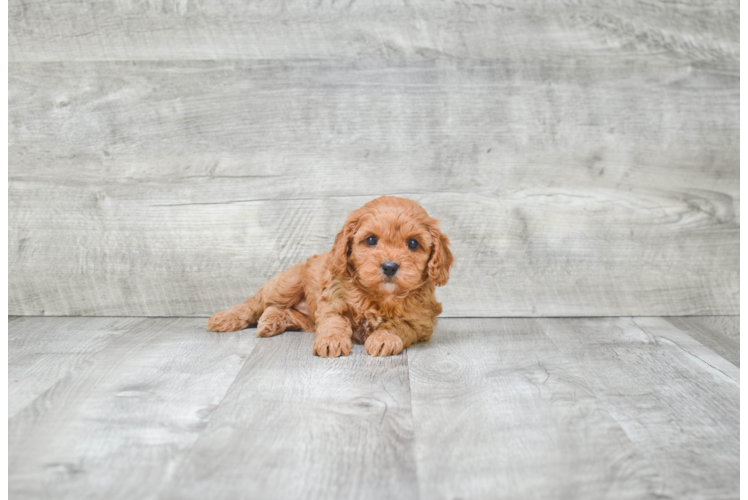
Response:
[407,238,419,250]
[365,235,378,246]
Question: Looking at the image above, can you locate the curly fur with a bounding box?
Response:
[207,196,454,357]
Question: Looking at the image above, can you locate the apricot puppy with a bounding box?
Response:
[207,196,454,357]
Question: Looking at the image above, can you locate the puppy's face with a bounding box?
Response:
[349,211,433,295]
[331,197,453,295]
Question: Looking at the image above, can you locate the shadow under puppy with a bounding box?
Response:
[208,196,454,357]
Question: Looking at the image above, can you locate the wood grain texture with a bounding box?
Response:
[8,57,739,316]
[407,317,666,499]
[740,336,748,491]
[737,226,748,316]
[8,316,143,417]
[162,331,417,500]
[8,318,260,500]
[535,317,739,500]
[665,316,739,367]
[9,0,739,62]
[7,316,740,499]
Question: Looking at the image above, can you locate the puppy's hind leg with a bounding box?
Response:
[257,306,312,338]
[207,293,264,332]
[208,260,307,333]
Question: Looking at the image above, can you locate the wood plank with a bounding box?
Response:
[8,59,739,317]
[735,226,748,316]
[8,316,144,417]
[535,317,739,500]
[665,316,739,367]
[630,316,738,382]
[162,331,418,500]
[9,0,738,62]
[740,334,748,491]
[9,60,738,193]
[407,317,666,499]
[8,318,260,500]
[8,185,737,317]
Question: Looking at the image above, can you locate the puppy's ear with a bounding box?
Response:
[428,222,454,287]
[330,208,364,277]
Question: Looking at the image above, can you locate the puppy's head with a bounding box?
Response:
[331,196,454,295]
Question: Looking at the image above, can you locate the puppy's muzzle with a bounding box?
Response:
[381,261,399,277]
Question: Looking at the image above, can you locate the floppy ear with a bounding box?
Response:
[428,222,454,287]
[329,208,364,277]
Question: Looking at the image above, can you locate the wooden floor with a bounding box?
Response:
[9,316,739,500]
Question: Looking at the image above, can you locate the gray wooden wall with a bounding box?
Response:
[9,0,739,317]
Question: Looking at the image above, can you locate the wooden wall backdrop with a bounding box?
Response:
[9,0,739,317]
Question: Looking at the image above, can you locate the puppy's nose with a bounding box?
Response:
[381,261,399,277]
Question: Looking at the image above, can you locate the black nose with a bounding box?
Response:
[381,261,399,277]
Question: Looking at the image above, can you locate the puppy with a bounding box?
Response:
[207,196,453,357]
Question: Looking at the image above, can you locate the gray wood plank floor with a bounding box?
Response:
[9,316,739,500]
[8,317,144,417]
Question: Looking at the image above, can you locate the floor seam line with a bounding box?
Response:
[154,331,264,500]
[404,348,424,500]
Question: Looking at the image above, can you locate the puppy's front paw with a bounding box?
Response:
[207,309,249,332]
[365,330,404,357]
[313,336,352,358]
